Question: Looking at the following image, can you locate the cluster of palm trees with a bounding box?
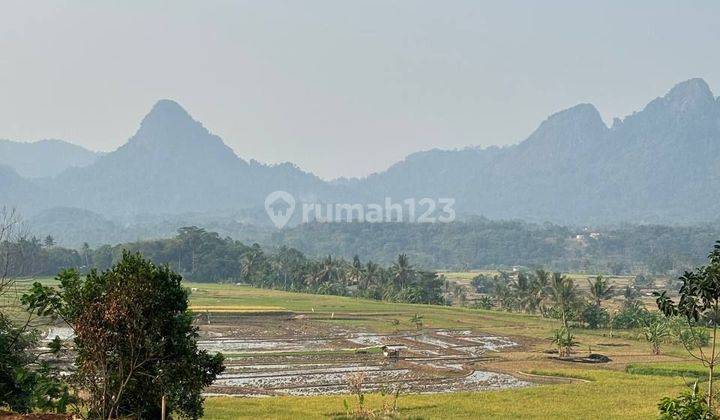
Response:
[480,270,617,328]
[241,248,445,304]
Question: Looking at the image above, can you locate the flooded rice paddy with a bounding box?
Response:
[40,317,532,397]
[199,320,531,397]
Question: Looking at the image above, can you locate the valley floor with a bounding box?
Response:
[184,283,695,420]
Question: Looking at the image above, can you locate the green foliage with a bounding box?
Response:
[611,301,654,329]
[471,296,494,310]
[580,303,610,329]
[587,275,615,306]
[642,318,670,355]
[550,327,578,358]
[22,252,225,419]
[658,382,717,420]
[655,241,720,410]
[470,274,495,293]
[0,315,71,413]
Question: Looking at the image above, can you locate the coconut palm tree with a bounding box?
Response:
[390,254,414,290]
[548,272,578,329]
[532,269,551,314]
[348,255,364,288]
[587,275,615,307]
[511,272,535,313]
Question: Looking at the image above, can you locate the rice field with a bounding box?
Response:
[4,276,701,419]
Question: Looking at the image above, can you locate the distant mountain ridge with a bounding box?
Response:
[0,138,99,178]
[1,78,720,228]
[354,78,720,223]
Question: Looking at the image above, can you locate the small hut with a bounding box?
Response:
[382,344,406,360]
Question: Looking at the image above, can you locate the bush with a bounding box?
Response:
[470,274,495,293]
[0,315,72,413]
[680,328,711,348]
[581,304,610,329]
[658,383,717,420]
[611,301,654,329]
[471,296,494,310]
[550,327,578,358]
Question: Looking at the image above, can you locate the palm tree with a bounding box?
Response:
[511,272,534,313]
[390,254,415,290]
[492,280,515,311]
[622,285,641,308]
[348,255,364,289]
[548,272,578,329]
[81,242,91,267]
[532,269,551,314]
[362,261,380,290]
[241,247,265,283]
[315,255,343,287]
[451,283,467,306]
[587,275,614,307]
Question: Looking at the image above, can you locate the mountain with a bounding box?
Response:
[1,79,719,228]
[46,100,328,217]
[0,139,99,178]
[354,78,720,223]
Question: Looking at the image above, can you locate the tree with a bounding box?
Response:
[43,235,55,248]
[622,285,641,308]
[390,254,415,290]
[587,275,614,307]
[81,242,91,267]
[0,207,70,413]
[511,272,535,313]
[548,273,578,329]
[551,327,577,358]
[642,317,669,355]
[655,241,720,411]
[23,251,224,419]
[348,255,364,288]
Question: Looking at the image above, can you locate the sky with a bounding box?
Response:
[1,1,719,179]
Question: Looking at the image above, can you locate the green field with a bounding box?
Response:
[205,368,684,419]
[5,277,702,419]
[186,282,699,419]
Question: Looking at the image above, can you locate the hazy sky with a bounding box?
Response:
[1,1,719,179]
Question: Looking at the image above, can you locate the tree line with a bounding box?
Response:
[4,226,446,305]
[269,219,720,275]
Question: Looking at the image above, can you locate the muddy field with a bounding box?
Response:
[39,313,532,397]
[198,314,531,397]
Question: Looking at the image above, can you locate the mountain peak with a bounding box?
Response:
[533,103,607,136]
[140,99,195,129]
[663,78,714,110]
[129,99,216,150]
[518,103,607,153]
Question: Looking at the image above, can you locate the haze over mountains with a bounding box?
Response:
[0,138,99,178]
[2,78,720,243]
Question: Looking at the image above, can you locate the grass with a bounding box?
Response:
[204,368,686,419]
[6,277,701,419]
[626,362,714,379]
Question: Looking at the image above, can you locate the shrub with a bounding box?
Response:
[611,301,654,329]
[472,296,494,310]
[581,304,610,329]
[658,382,717,420]
[550,327,578,358]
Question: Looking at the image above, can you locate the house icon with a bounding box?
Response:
[269,198,292,217]
[264,190,295,228]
